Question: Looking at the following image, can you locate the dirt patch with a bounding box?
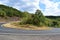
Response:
[0,17,20,23]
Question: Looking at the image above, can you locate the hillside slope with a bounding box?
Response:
[0,4,23,17]
[0,4,60,28]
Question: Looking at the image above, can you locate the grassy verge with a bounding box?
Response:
[3,21,52,30]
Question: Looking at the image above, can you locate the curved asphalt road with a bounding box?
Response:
[0,23,60,35]
[1,23,60,40]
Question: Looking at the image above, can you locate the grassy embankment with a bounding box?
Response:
[3,21,52,30]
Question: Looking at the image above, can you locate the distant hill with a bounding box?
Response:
[46,16,60,19]
[45,16,60,21]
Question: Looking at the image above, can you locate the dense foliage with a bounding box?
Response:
[20,9,60,27]
[46,16,60,27]
[0,4,60,27]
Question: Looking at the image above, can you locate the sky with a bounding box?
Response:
[0,0,60,16]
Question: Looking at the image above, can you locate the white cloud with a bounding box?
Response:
[13,0,40,13]
[40,0,60,16]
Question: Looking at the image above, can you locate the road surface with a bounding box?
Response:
[0,23,60,40]
[0,23,60,35]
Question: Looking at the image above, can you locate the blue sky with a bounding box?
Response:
[0,0,60,16]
